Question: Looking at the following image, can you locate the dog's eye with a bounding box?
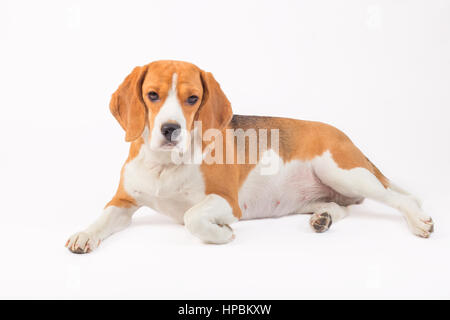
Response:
[148,91,159,102]
[187,95,198,105]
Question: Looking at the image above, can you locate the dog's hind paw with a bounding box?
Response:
[65,232,100,254]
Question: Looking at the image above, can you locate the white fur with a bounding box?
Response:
[184,194,238,244]
[123,140,205,224]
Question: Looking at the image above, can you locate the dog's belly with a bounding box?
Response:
[239,153,337,220]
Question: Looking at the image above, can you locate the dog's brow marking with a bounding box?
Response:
[171,73,178,92]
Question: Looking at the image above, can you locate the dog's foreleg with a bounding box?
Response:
[184,194,238,244]
[66,200,138,254]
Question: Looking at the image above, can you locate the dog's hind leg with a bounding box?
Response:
[312,151,433,238]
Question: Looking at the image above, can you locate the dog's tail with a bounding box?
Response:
[365,156,390,188]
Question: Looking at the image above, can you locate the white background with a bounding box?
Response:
[0,0,449,299]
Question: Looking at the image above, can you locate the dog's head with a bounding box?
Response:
[109,60,233,152]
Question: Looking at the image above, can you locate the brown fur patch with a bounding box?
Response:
[105,138,144,209]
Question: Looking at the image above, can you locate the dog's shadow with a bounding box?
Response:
[347,201,404,223]
[130,208,181,228]
[129,200,404,230]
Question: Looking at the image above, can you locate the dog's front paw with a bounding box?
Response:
[205,223,235,244]
[185,218,236,244]
[65,232,100,254]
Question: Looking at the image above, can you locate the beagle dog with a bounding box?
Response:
[66,60,433,253]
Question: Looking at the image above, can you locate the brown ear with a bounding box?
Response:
[196,71,233,132]
[110,65,148,142]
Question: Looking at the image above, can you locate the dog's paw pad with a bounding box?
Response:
[310,212,332,233]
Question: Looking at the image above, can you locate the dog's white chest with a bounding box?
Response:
[123,147,205,223]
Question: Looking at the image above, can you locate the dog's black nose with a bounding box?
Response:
[161,123,181,142]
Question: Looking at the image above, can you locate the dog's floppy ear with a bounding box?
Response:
[110,65,148,142]
[196,70,233,132]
